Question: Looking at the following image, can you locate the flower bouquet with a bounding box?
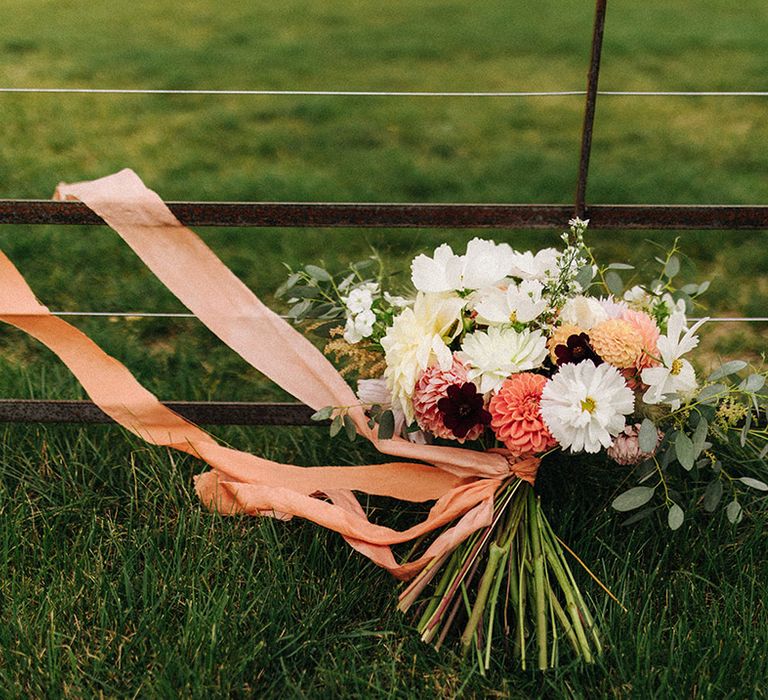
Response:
[279,219,768,671]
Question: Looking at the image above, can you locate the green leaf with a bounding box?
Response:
[664,255,680,278]
[620,507,656,526]
[697,383,727,404]
[667,503,684,530]
[675,431,695,471]
[738,477,768,492]
[739,374,765,393]
[703,480,723,512]
[605,270,623,296]
[575,265,595,291]
[697,280,710,295]
[329,414,343,438]
[692,418,708,460]
[612,486,656,512]
[726,499,743,524]
[708,360,747,382]
[606,262,634,270]
[305,264,332,282]
[310,406,333,422]
[288,299,312,319]
[377,410,395,440]
[343,414,357,442]
[638,419,659,453]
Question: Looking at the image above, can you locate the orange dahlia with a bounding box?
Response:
[489,373,557,456]
[588,319,643,368]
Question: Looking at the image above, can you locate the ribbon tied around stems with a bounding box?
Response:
[0,169,539,580]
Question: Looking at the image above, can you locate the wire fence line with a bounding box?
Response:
[46,311,767,323]
[3,87,768,98]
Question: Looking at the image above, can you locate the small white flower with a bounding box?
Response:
[508,247,561,282]
[343,282,378,314]
[623,285,651,309]
[456,326,548,394]
[560,295,609,330]
[474,279,547,325]
[410,238,514,292]
[540,360,634,453]
[641,312,707,410]
[343,309,377,344]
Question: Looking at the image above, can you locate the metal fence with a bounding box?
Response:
[1,0,765,425]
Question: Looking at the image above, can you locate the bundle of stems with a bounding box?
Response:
[399,479,604,672]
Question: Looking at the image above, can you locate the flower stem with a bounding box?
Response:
[528,488,549,671]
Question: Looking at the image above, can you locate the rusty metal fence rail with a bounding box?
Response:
[1,0,765,425]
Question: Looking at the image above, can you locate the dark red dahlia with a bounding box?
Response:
[554,332,603,367]
[436,382,491,439]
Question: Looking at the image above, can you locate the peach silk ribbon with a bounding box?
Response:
[0,169,538,580]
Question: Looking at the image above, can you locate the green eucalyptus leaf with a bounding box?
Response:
[575,265,595,291]
[606,262,634,270]
[310,406,333,422]
[638,419,659,453]
[329,414,343,438]
[612,486,656,512]
[288,299,312,319]
[692,418,708,460]
[703,480,723,512]
[605,271,624,296]
[305,264,332,282]
[377,410,395,440]
[667,503,684,530]
[697,280,710,295]
[708,360,748,382]
[620,507,656,526]
[664,255,680,278]
[698,383,727,404]
[726,499,743,524]
[738,477,768,492]
[343,414,357,442]
[739,374,766,393]
[675,431,695,470]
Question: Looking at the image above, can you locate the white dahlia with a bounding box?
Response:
[559,295,609,330]
[540,360,635,453]
[456,327,548,395]
[381,292,465,423]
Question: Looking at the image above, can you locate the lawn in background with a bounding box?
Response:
[1,1,767,696]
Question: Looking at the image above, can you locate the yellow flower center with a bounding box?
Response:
[581,397,597,414]
[670,358,683,376]
[508,311,518,323]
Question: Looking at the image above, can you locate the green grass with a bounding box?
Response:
[1,0,768,696]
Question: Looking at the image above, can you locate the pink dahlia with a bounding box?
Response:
[607,423,663,465]
[489,373,557,456]
[412,358,486,442]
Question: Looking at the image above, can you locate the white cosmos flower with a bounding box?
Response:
[641,311,707,410]
[508,247,561,282]
[411,238,514,292]
[381,292,465,422]
[474,279,547,325]
[456,327,548,394]
[560,295,609,330]
[540,360,635,453]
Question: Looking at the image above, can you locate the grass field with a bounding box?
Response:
[1,1,768,697]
